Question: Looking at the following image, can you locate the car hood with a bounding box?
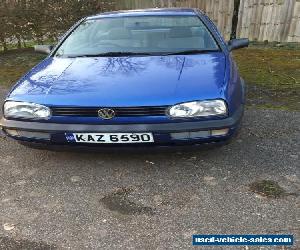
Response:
[9,53,226,107]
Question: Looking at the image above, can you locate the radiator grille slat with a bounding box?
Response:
[51,106,168,117]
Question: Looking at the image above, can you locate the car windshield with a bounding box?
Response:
[55,15,220,57]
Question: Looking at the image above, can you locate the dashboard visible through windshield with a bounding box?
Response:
[55,15,220,57]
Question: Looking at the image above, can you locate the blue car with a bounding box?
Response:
[0,8,249,149]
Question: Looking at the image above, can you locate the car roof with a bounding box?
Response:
[86,8,200,20]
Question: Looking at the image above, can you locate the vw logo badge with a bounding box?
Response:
[98,108,115,119]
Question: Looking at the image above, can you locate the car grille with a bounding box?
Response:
[51,106,168,117]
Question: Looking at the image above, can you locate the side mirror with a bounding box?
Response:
[34,45,54,54]
[227,38,249,51]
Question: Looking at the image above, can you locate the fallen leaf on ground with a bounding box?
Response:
[145,160,155,165]
[3,223,15,231]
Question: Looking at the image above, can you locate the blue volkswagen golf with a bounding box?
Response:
[0,8,249,149]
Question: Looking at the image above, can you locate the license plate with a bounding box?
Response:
[65,133,154,144]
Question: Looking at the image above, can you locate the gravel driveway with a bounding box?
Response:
[0,87,299,250]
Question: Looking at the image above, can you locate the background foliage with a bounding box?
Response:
[0,0,116,51]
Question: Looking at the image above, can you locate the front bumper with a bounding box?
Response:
[0,105,243,147]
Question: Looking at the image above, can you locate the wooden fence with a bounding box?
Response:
[115,0,300,42]
[237,0,300,42]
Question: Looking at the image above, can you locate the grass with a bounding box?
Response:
[249,180,286,198]
[233,45,300,111]
[0,48,45,87]
[0,45,299,111]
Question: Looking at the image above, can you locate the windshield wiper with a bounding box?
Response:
[64,52,153,58]
[162,49,220,56]
[58,50,220,58]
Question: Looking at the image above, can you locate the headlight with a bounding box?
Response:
[4,101,51,120]
[168,100,227,118]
